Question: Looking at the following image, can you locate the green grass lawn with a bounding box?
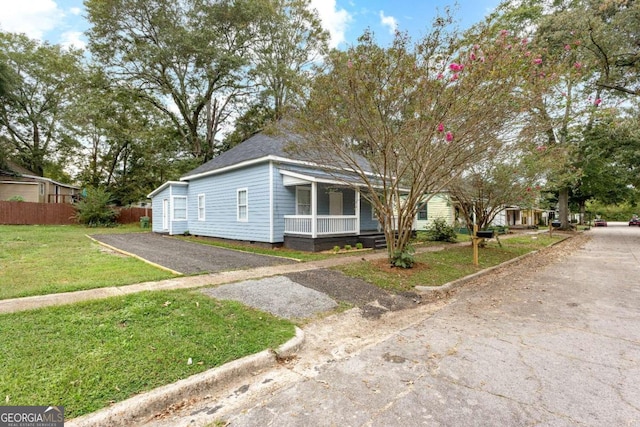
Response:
[0,290,295,419]
[0,225,175,300]
[336,234,563,292]
[177,235,340,261]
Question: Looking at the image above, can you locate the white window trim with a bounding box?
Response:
[418,202,428,221]
[197,193,206,221]
[296,186,311,215]
[237,188,248,222]
[172,196,188,221]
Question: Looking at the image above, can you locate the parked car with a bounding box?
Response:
[629,217,640,226]
[593,218,607,227]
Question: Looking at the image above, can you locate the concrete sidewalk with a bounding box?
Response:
[0,232,542,315]
[0,247,395,314]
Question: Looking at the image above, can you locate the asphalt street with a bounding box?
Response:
[151,223,640,426]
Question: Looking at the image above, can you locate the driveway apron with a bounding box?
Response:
[90,233,297,274]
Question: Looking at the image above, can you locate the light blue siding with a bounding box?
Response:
[151,187,170,233]
[150,183,189,234]
[186,163,273,242]
[272,166,295,242]
[316,184,356,215]
[360,199,379,231]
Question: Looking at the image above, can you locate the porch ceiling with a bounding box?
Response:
[280,168,361,187]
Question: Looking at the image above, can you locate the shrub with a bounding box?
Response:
[333,245,340,253]
[424,218,457,242]
[7,195,24,202]
[344,244,352,251]
[74,187,117,227]
[355,242,363,250]
[391,245,415,268]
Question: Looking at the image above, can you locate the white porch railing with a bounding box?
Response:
[284,215,358,236]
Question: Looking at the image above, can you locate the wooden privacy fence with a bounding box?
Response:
[0,201,152,225]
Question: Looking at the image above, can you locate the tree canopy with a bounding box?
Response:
[288,13,547,262]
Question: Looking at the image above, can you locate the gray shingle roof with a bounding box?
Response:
[181,128,373,180]
[181,131,295,179]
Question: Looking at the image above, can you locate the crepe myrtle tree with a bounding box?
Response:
[287,14,548,266]
[449,146,548,233]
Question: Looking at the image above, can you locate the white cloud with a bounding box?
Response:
[60,31,86,50]
[0,0,63,40]
[69,7,82,16]
[309,0,352,48]
[379,11,398,35]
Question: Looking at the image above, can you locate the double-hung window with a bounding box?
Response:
[197,194,206,221]
[237,189,248,221]
[296,187,311,215]
[417,202,428,221]
[173,196,187,221]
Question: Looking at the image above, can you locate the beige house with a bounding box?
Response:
[0,161,79,203]
[414,193,458,230]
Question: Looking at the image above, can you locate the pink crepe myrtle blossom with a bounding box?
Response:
[500,29,508,37]
[574,62,582,69]
[470,52,476,61]
[536,145,547,152]
[437,123,445,132]
[522,38,529,45]
[436,72,444,80]
[450,73,459,81]
[594,98,602,106]
[449,63,463,72]
[347,60,353,68]
[564,44,571,51]
[445,131,454,142]
[533,57,542,64]
[524,51,531,57]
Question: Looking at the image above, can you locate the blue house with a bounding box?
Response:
[148,130,384,251]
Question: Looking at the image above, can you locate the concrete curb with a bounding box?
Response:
[415,233,571,295]
[66,327,305,427]
[415,251,539,294]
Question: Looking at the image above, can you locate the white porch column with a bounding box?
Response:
[311,181,318,238]
[355,189,361,235]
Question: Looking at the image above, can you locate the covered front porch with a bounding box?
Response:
[280,170,381,251]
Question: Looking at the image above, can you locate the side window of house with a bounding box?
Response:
[39,183,45,196]
[173,196,187,220]
[237,189,248,221]
[418,202,428,220]
[197,194,205,221]
[296,187,311,215]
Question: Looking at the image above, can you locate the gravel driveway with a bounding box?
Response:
[91,233,296,274]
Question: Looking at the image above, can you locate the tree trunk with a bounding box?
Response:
[558,187,570,229]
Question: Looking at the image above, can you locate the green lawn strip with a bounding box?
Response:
[0,290,295,419]
[177,235,342,261]
[335,234,563,293]
[0,225,174,300]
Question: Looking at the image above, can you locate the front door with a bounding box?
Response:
[162,199,169,230]
[329,191,343,215]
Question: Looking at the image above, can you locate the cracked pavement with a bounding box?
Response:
[144,224,640,426]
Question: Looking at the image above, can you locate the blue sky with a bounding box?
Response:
[0,0,502,50]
